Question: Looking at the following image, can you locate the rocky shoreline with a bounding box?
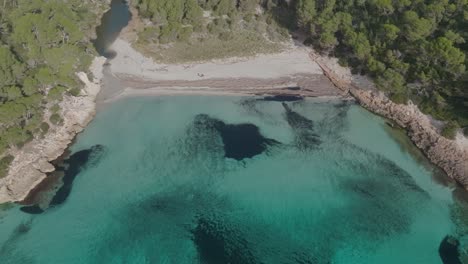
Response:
[0,57,106,204]
[311,52,468,189]
[350,88,468,188]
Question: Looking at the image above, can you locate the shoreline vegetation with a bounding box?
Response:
[0,0,467,205]
[0,0,111,203]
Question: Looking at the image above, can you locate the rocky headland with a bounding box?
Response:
[0,57,106,204]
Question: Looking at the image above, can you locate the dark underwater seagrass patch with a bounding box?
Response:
[192,215,259,264]
[49,144,107,206]
[439,235,462,264]
[192,114,279,161]
[282,103,321,150]
[20,145,107,214]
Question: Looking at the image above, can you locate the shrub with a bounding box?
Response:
[51,104,60,113]
[68,87,81,97]
[40,122,49,135]
[48,86,67,101]
[207,23,222,36]
[15,132,33,148]
[178,27,193,42]
[219,31,233,41]
[139,27,160,43]
[159,24,181,44]
[389,92,408,105]
[0,155,14,178]
[244,14,254,23]
[441,120,459,140]
[49,113,62,125]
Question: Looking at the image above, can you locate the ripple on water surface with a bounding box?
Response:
[0,96,459,264]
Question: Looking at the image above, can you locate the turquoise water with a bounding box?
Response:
[0,96,457,263]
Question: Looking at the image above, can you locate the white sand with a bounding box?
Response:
[109,38,323,81]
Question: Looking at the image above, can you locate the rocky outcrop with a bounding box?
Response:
[311,52,468,189]
[0,57,106,204]
[349,88,468,188]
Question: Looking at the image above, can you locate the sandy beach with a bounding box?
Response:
[109,38,324,80]
[98,38,343,103]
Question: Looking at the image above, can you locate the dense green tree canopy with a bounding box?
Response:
[0,0,104,173]
[292,0,468,130]
[134,0,269,43]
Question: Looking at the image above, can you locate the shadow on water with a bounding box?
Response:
[20,145,107,214]
[92,0,131,58]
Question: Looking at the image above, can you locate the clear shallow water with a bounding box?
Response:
[0,96,457,263]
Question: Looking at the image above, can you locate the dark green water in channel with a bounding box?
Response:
[92,0,131,58]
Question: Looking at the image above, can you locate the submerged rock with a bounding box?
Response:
[19,205,44,214]
[191,214,324,264]
[50,144,106,206]
[439,235,462,264]
[282,103,321,151]
[192,216,260,264]
[19,144,107,214]
[192,114,279,161]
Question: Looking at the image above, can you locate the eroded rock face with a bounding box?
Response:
[0,57,106,204]
[350,88,468,189]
